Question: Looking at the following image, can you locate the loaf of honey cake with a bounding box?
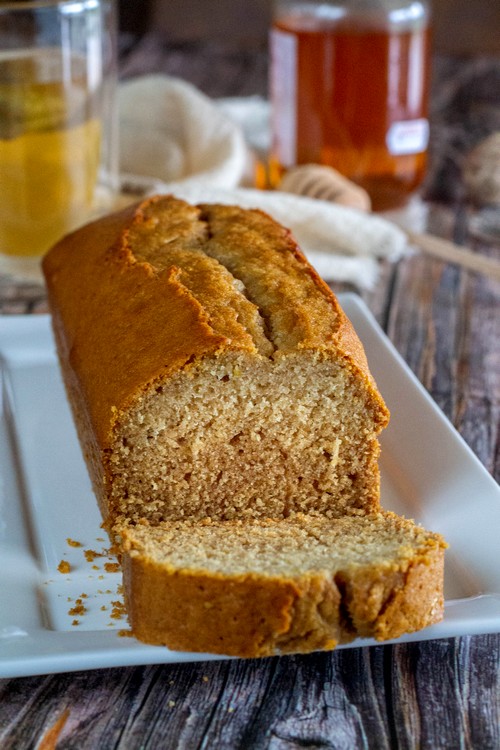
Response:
[43,195,445,657]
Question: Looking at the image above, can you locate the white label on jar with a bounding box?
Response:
[270,29,297,167]
[386,119,430,155]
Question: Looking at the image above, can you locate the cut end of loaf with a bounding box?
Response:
[121,512,446,658]
[108,349,386,529]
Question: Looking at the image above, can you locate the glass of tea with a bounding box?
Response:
[270,0,431,211]
[0,0,118,280]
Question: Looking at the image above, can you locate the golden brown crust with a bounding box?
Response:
[122,554,345,658]
[338,549,445,641]
[122,556,306,658]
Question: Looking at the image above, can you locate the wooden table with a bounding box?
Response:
[1,39,499,749]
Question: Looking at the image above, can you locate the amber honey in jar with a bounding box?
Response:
[270,0,431,210]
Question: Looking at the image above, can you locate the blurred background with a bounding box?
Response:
[119,0,500,58]
[117,0,500,205]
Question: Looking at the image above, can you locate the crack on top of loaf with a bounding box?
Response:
[197,202,277,356]
[197,202,347,355]
[125,195,275,357]
[127,196,346,358]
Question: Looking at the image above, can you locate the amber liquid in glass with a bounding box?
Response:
[0,50,102,258]
[270,12,431,210]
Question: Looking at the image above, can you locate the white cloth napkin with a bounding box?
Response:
[118,75,408,289]
[119,75,248,188]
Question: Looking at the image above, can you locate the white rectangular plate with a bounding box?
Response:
[1,294,499,678]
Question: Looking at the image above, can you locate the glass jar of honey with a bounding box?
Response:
[269,0,431,210]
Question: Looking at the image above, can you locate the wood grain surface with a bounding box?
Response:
[0,38,499,750]
[1,637,499,749]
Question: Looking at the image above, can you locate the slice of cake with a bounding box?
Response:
[121,513,446,658]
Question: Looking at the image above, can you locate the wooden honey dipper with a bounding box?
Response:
[278,164,372,212]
